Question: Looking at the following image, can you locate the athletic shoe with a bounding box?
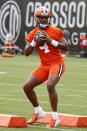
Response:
[46,119,60,128]
[37,111,45,119]
[27,114,38,124]
[27,111,45,124]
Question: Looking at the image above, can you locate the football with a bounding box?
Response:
[34,31,46,46]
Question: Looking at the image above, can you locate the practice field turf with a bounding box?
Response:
[0,55,87,131]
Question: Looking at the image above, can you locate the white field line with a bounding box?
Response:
[37,94,83,97]
[0,88,83,98]
[0,97,87,108]
[0,82,86,98]
[0,61,40,66]
[42,102,87,108]
[41,86,87,93]
[59,88,87,93]
[59,103,87,108]
[78,83,87,86]
[57,83,87,87]
[0,94,14,96]
[0,82,87,93]
[0,97,27,101]
[0,83,22,86]
[28,124,77,131]
[37,94,48,96]
[64,94,83,97]
[0,83,87,92]
[0,72,7,74]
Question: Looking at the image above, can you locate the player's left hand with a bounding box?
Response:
[42,31,52,43]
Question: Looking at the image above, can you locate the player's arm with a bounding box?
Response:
[44,32,69,51]
[58,37,69,51]
[24,31,43,56]
[24,41,35,56]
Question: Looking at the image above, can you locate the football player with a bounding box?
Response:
[23,6,69,128]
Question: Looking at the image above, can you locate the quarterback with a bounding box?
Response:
[23,6,69,128]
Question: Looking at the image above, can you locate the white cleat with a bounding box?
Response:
[54,119,60,127]
[37,111,46,119]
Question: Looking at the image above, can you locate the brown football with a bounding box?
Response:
[35,31,46,46]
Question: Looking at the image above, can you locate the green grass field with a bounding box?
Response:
[0,55,87,131]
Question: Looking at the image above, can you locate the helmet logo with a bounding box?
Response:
[42,9,47,16]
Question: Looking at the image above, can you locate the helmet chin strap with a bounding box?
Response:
[39,23,48,28]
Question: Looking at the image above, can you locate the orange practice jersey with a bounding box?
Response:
[26,25,64,65]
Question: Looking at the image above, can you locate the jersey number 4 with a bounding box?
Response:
[40,43,50,53]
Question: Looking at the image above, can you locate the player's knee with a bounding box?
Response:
[23,83,32,94]
[47,82,55,93]
[23,83,28,93]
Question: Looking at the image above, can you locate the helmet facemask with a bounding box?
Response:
[36,16,51,29]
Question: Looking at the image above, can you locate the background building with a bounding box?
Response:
[0,0,87,55]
